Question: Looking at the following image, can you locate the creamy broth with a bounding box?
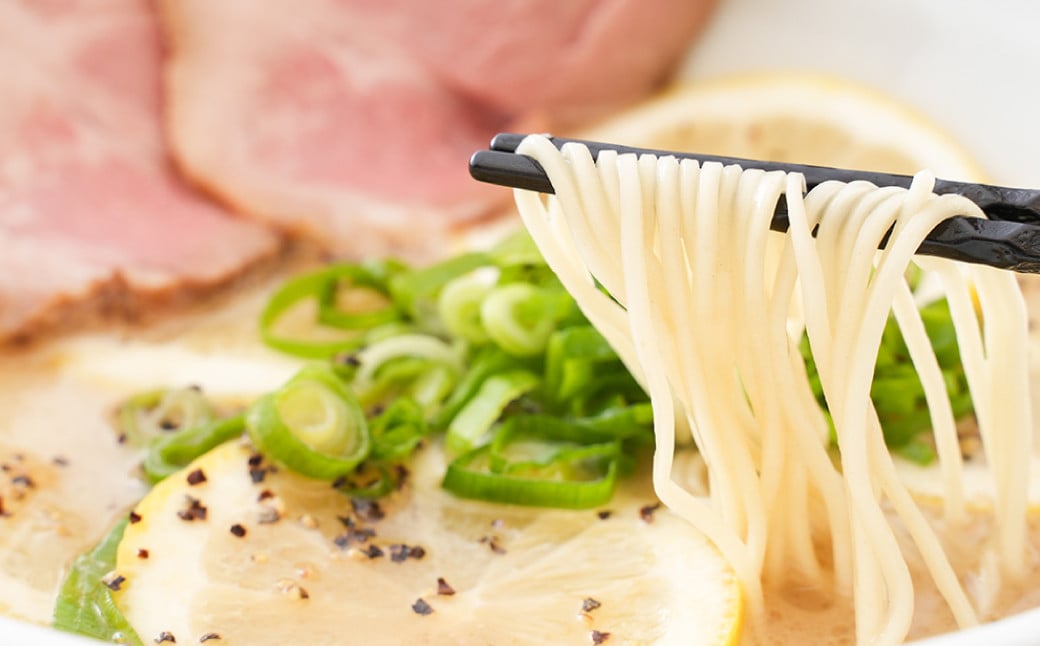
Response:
[0,350,145,621]
[751,513,1040,645]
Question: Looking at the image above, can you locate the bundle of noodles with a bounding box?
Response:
[512,135,1032,643]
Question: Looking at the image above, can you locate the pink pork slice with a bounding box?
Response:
[161,0,514,260]
[159,1,715,259]
[356,0,718,121]
[0,0,280,345]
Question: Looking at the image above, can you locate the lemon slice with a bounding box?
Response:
[581,73,986,181]
[113,441,741,645]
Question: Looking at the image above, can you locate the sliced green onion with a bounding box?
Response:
[407,364,458,414]
[356,357,434,409]
[481,283,570,356]
[261,262,407,359]
[354,334,463,390]
[487,415,614,468]
[445,370,540,455]
[389,252,491,322]
[438,273,493,344]
[116,387,213,447]
[370,398,428,462]
[116,390,162,446]
[53,519,143,645]
[246,232,661,508]
[434,347,533,429]
[261,268,365,358]
[247,364,370,480]
[488,230,570,288]
[571,373,649,417]
[317,261,404,330]
[544,326,620,405]
[572,403,654,439]
[443,440,618,509]
[142,414,246,484]
[488,229,545,268]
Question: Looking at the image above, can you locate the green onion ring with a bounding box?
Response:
[247,364,370,480]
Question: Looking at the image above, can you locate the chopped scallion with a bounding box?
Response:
[246,364,370,480]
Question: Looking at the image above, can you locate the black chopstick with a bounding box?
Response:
[469,133,1040,274]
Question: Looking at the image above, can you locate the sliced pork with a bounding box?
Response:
[0,0,280,345]
[159,0,715,257]
[160,0,511,259]
[359,0,718,121]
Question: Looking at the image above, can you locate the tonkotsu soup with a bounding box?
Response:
[6,75,1040,646]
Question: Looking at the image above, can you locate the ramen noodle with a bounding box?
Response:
[513,134,1032,644]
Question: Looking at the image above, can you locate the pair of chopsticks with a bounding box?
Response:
[469,133,1040,274]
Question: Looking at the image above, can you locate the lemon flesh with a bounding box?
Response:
[114,441,741,646]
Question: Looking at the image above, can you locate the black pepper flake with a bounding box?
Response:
[159,419,178,431]
[104,574,126,591]
[388,544,426,563]
[333,526,375,549]
[186,469,207,486]
[199,634,221,643]
[137,549,150,560]
[596,510,613,520]
[436,577,455,596]
[11,475,34,488]
[639,503,661,523]
[591,630,611,644]
[117,433,128,445]
[257,489,274,502]
[338,353,361,367]
[230,524,247,538]
[360,544,384,559]
[247,454,276,484]
[582,598,602,613]
[478,535,506,554]
[52,456,69,467]
[129,511,143,524]
[411,598,433,616]
[155,631,176,643]
[0,496,6,518]
[350,497,384,522]
[394,464,410,490]
[177,496,208,522]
